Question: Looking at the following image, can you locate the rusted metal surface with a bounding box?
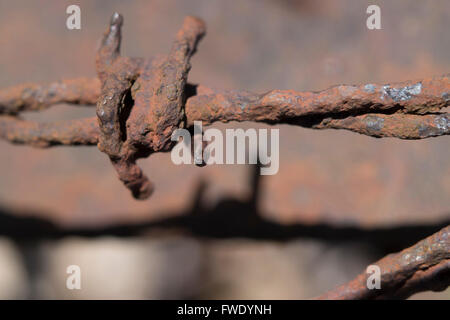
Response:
[94,13,205,199]
[1,78,448,146]
[317,225,450,299]
[0,2,448,300]
[0,116,99,147]
[315,113,450,139]
[186,78,449,139]
[187,77,449,127]
[1,76,449,142]
[0,14,448,200]
[0,78,100,114]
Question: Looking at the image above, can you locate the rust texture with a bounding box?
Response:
[0,78,100,114]
[186,78,449,138]
[0,12,449,300]
[317,225,450,300]
[0,115,99,147]
[94,13,205,199]
[0,14,449,200]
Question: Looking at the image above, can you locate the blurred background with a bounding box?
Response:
[0,0,449,299]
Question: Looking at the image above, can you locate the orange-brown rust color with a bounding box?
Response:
[317,225,450,300]
[94,13,205,199]
[0,115,99,147]
[0,14,448,200]
[0,78,100,114]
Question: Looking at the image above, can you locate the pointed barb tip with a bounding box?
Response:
[110,12,123,27]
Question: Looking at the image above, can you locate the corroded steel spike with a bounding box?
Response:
[95,13,205,199]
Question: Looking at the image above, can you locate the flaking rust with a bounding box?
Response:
[94,13,205,199]
[381,82,422,102]
[0,78,100,114]
[316,113,450,139]
[0,14,449,199]
[0,11,448,300]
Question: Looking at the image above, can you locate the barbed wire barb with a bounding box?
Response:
[0,13,448,200]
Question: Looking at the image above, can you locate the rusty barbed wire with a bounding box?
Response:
[0,13,449,200]
[0,13,449,300]
[317,225,450,300]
